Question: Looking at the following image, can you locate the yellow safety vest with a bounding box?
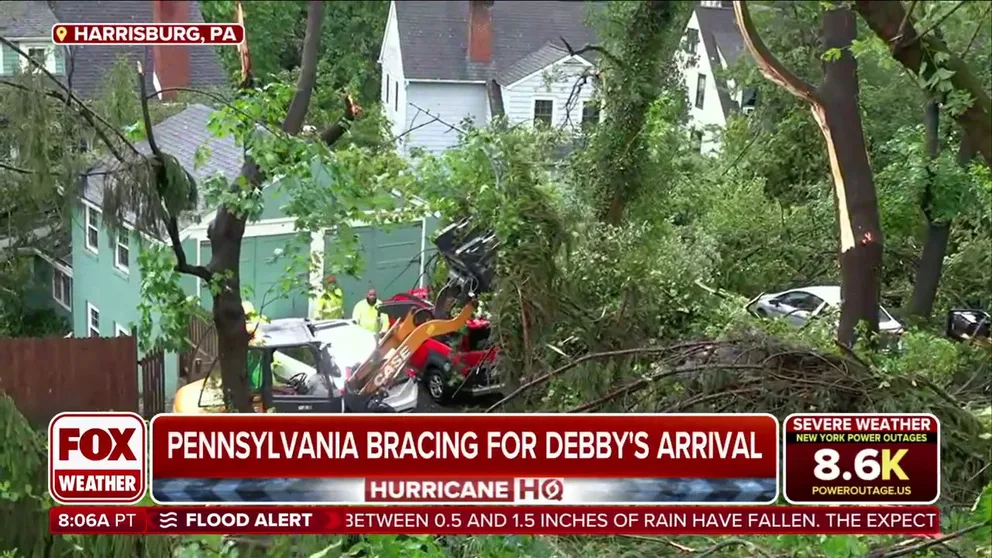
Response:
[353,299,388,333]
[316,287,344,319]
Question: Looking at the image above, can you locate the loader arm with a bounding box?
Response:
[342,218,498,409]
[346,301,476,395]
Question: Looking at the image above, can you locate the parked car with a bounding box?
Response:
[946,309,991,345]
[747,285,905,335]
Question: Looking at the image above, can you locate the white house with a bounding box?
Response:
[378,0,600,155]
[679,1,755,155]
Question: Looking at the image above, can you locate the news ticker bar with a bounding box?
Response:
[49,412,940,507]
[51,505,941,536]
[150,477,779,504]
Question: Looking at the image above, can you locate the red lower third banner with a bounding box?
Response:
[149,414,779,504]
[50,505,940,536]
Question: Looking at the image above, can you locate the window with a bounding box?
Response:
[533,99,553,126]
[581,101,601,130]
[695,74,706,109]
[685,28,699,55]
[115,323,130,337]
[394,82,398,112]
[87,303,100,337]
[52,269,72,310]
[773,292,823,313]
[385,74,390,104]
[741,87,758,113]
[114,229,130,272]
[691,130,704,153]
[18,45,56,73]
[84,206,100,253]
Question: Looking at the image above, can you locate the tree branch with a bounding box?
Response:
[318,93,362,146]
[895,0,919,44]
[136,61,212,281]
[0,37,140,160]
[733,1,821,105]
[875,522,987,558]
[559,36,624,69]
[282,1,325,134]
[0,78,132,165]
[235,0,254,89]
[900,0,968,50]
[853,0,992,167]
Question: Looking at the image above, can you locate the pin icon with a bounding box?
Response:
[55,26,67,42]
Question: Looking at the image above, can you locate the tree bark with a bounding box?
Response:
[907,99,946,318]
[207,0,326,412]
[853,0,992,168]
[735,2,882,346]
[590,0,687,225]
[817,7,883,346]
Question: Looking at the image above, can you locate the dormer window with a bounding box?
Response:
[684,29,699,56]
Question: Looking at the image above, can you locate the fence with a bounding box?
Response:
[139,350,167,416]
[0,336,138,425]
[180,313,218,382]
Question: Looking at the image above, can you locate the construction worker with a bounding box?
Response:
[243,300,268,338]
[316,275,344,319]
[353,287,388,333]
[243,300,268,391]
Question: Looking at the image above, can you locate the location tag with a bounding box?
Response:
[54,26,68,43]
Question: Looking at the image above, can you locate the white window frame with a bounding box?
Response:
[84,205,100,254]
[579,100,601,128]
[533,98,555,126]
[114,229,130,273]
[695,73,707,109]
[87,302,100,338]
[19,44,57,73]
[52,268,72,310]
[115,323,130,337]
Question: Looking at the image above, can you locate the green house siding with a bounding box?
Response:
[54,47,65,74]
[324,221,426,311]
[0,43,65,75]
[197,233,310,319]
[0,44,17,75]
[26,256,72,322]
[71,204,181,397]
[259,180,293,221]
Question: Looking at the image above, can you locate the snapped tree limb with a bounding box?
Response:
[853,0,992,167]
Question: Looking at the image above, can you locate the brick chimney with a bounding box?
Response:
[152,0,191,100]
[467,1,494,63]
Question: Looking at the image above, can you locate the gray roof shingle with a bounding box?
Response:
[695,6,744,119]
[83,103,244,235]
[394,1,598,82]
[0,0,59,37]
[47,1,229,100]
[496,42,570,86]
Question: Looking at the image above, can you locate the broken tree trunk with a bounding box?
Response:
[734,1,883,346]
[202,0,352,412]
[907,99,946,318]
[853,0,992,168]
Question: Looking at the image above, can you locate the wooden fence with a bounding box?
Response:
[0,336,139,425]
[180,313,218,382]
[139,350,167,416]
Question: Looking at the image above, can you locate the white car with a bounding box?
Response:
[748,285,904,334]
